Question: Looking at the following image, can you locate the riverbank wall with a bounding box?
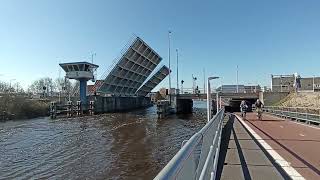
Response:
[93,96,152,113]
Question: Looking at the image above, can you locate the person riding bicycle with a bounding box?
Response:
[240,100,248,119]
[255,99,264,120]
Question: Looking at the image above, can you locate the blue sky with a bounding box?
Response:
[1,0,320,90]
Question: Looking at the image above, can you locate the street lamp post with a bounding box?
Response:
[203,68,206,94]
[168,31,172,105]
[207,76,219,122]
[176,49,179,94]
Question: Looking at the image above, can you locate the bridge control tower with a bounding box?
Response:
[59,62,99,106]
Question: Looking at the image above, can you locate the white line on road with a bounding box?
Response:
[280,125,284,128]
[299,133,305,137]
[235,114,305,180]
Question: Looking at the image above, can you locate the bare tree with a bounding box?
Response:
[28,77,55,96]
[0,81,10,93]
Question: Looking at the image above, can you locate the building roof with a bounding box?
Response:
[59,61,99,68]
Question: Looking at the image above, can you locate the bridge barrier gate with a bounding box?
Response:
[154,108,225,180]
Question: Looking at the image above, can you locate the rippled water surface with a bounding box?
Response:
[0,101,207,180]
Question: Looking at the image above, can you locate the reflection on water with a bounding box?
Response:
[0,101,207,180]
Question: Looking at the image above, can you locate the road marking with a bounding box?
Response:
[280,125,284,128]
[235,114,305,180]
[299,133,305,137]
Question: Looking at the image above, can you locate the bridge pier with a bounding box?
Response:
[212,99,218,114]
[176,99,193,114]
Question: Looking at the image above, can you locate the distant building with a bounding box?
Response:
[159,88,168,97]
[87,80,104,96]
[271,75,295,92]
[147,92,165,102]
[87,85,95,95]
[271,74,320,92]
[263,86,272,92]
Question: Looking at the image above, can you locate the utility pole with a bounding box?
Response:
[59,59,61,102]
[236,65,239,93]
[168,31,172,104]
[176,49,179,94]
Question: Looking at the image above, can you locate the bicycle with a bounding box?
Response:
[241,109,247,119]
[256,108,263,120]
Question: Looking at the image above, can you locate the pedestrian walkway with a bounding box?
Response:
[216,114,289,180]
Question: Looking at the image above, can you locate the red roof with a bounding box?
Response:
[87,80,104,95]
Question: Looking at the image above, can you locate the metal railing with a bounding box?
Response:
[264,106,320,125]
[154,108,225,180]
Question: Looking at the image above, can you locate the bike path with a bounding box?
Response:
[242,113,320,180]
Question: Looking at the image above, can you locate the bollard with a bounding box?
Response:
[50,102,57,119]
[67,101,73,118]
[89,101,94,115]
[76,101,82,116]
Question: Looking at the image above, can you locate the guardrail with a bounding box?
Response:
[264,106,320,125]
[154,108,225,180]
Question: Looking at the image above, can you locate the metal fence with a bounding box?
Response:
[264,106,320,125]
[154,108,225,180]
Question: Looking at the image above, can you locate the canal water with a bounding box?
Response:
[0,101,207,180]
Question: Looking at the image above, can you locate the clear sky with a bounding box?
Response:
[1,0,320,90]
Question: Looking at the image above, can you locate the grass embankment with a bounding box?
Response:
[275,92,320,108]
[0,95,49,120]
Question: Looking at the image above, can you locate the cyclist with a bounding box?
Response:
[240,100,248,119]
[255,99,264,120]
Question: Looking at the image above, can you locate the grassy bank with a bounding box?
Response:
[0,95,49,120]
[275,92,320,108]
